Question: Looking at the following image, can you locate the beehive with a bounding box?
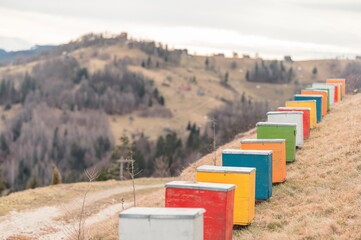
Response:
[165,181,235,240]
[222,149,272,200]
[326,78,346,97]
[312,83,335,105]
[300,90,327,116]
[327,83,342,102]
[267,111,303,147]
[294,95,322,122]
[334,83,342,101]
[240,139,286,183]
[277,107,310,139]
[256,122,297,162]
[285,101,317,129]
[119,207,205,240]
[306,88,330,111]
[196,165,255,225]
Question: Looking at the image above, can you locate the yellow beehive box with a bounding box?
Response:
[196,165,256,226]
[285,100,317,128]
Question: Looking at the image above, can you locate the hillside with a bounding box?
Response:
[0,33,360,196]
[0,34,354,142]
[0,92,360,239]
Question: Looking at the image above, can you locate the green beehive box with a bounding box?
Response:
[256,122,297,163]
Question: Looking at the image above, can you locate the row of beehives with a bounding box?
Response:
[118,78,346,240]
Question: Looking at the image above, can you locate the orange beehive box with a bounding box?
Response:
[240,139,286,183]
[327,79,346,97]
[301,90,327,116]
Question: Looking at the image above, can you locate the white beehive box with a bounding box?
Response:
[267,111,304,147]
[119,207,205,240]
[311,83,335,105]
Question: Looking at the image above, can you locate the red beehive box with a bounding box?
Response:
[165,181,235,240]
[277,107,310,139]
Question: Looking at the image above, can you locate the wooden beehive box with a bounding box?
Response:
[294,94,322,123]
[240,139,286,183]
[306,88,330,111]
[119,207,205,240]
[196,165,256,226]
[165,181,235,240]
[222,149,272,200]
[285,101,317,129]
[301,90,328,116]
[327,83,342,102]
[267,111,304,147]
[326,78,346,98]
[312,83,335,106]
[277,107,310,139]
[256,122,297,162]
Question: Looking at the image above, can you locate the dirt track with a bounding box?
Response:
[0,184,164,240]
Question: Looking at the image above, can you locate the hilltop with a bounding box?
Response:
[0,90,360,239]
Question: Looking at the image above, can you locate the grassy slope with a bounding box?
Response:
[89,93,361,239]
[0,93,359,239]
[183,93,361,240]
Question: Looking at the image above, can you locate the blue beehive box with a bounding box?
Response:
[222,149,272,200]
[294,95,322,122]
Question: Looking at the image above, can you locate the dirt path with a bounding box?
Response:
[0,183,164,240]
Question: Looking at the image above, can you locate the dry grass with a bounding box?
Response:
[0,177,171,216]
[232,94,361,239]
[98,93,361,239]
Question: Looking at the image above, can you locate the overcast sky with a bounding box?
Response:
[1,0,361,59]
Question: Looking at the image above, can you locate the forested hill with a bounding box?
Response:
[0,32,359,194]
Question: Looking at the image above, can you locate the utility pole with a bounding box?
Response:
[117,156,134,180]
[212,117,216,166]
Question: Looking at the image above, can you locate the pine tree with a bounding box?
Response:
[52,164,62,185]
[205,57,209,69]
[312,67,318,75]
[245,70,250,81]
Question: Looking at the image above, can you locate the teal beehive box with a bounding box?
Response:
[294,94,322,122]
[222,149,272,200]
[256,122,297,163]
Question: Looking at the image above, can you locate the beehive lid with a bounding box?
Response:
[286,100,316,103]
[278,107,311,111]
[119,207,205,219]
[327,78,346,82]
[241,138,285,143]
[304,88,328,92]
[165,181,236,192]
[312,83,335,88]
[196,165,256,173]
[257,122,297,127]
[294,94,322,98]
[222,149,272,155]
[327,83,342,86]
[267,111,303,115]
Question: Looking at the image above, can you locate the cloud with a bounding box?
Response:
[0,0,360,58]
[0,36,32,51]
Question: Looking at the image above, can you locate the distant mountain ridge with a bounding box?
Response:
[0,45,55,63]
